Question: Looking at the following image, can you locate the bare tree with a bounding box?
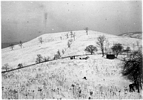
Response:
[73,32,76,40]
[66,33,69,39]
[57,50,61,57]
[60,36,62,40]
[10,44,14,50]
[70,31,73,38]
[39,37,43,44]
[19,41,23,48]
[36,54,43,63]
[85,45,98,55]
[96,35,106,57]
[67,39,73,48]
[85,27,88,35]
[111,43,123,58]
[2,63,9,71]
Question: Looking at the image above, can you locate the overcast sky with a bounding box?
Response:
[1,1,142,43]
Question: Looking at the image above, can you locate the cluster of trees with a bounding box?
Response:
[66,31,76,40]
[122,50,142,93]
[85,35,141,59]
[36,54,50,64]
[85,35,124,58]
[35,49,63,64]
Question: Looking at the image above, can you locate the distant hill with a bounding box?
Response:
[118,32,142,39]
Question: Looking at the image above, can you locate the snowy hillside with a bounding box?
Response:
[2,30,141,68]
[2,30,142,99]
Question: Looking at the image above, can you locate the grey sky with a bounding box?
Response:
[1,1,142,43]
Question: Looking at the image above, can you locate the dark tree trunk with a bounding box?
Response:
[101,49,104,57]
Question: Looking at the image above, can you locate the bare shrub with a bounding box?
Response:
[73,32,76,40]
[43,56,50,62]
[39,37,43,44]
[36,54,43,63]
[62,49,65,54]
[57,50,61,57]
[18,63,23,68]
[67,39,73,48]
[70,31,73,38]
[66,33,69,39]
[85,27,88,35]
[54,51,61,60]
[10,44,14,50]
[19,41,23,48]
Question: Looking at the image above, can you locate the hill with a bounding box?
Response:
[2,30,142,99]
[118,32,142,39]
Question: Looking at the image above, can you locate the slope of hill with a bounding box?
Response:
[118,32,142,39]
[2,30,142,99]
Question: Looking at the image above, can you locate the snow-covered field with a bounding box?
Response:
[2,30,142,99]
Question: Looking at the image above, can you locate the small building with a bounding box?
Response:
[105,48,116,59]
[106,54,115,59]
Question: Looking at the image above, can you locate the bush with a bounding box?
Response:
[36,54,43,63]
[85,45,98,55]
[111,43,123,57]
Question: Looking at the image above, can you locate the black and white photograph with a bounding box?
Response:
[1,0,142,99]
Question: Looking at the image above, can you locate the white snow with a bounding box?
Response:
[2,30,142,99]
